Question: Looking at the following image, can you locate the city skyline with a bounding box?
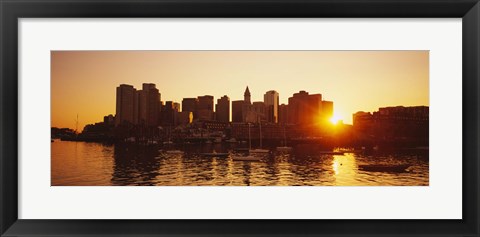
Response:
[114,83,333,127]
[51,51,429,130]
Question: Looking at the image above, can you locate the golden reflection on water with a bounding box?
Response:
[332,154,359,185]
[52,140,429,186]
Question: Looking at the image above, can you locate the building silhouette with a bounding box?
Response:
[232,100,244,123]
[244,86,251,105]
[138,83,160,127]
[197,95,214,121]
[242,86,252,122]
[182,98,198,119]
[106,83,430,147]
[264,90,279,123]
[353,106,429,141]
[162,101,177,126]
[215,95,230,123]
[115,84,338,129]
[320,100,334,123]
[115,84,137,126]
[279,104,288,124]
[173,102,180,112]
[246,101,266,123]
[115,83,162,127]
[177,111,193,125]
[287,91,322,126]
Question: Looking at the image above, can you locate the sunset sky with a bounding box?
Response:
[51,51,429,130]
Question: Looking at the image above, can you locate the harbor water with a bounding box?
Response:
[51,140,429,186]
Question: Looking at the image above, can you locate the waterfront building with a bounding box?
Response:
[377,106,429,119]
[115,84,137,126]
[158,101,164,125]
[173,102,180,112]
[137,83,160,127]
[287,90,322,126]
[215,95,230,123]
[279,104,288,124]
[321,100,334,123]
[177,111,193,125]
[230,123,285,140]
[162,101,177,126]
[246,101,266,123]
[197,95,214,121]
[182,98,198,119]
[353,106,429,142]
[264,90,279,123]
[202,120,229,131]
[232,100,244,123]
[103,114,115,126]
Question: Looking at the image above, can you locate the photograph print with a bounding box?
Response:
[51,50,429,186]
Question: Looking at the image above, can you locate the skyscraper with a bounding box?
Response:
[232,100,244,123]
[115,84,137,126]
[321,100,334,122]
[197,95,214,121]
[287,90,322,126]
[182,98,198,119]
[246,101,266,123]
[279,104,288,124]
[162,101,176,126]
[264,90,279,123]
[137,83,160,127]
[242,86,251,122]
[215,95,230,122]
[173,102,181,112]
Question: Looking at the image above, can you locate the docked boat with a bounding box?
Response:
[165,150,184,154]
[232,155,262,161]
[250,148,270,154]
[318,151,344,155]
[249,122,270,154]
[226,138,237,143]
[201,151,229,157]
[358,164,410,173]
[234,148,249,152]
[276,146,293,152]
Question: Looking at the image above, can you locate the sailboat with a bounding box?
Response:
[233,123,261,161]
[276,125,292,152]
[249,121,269,154]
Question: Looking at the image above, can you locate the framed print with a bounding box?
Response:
[1,0,479,236]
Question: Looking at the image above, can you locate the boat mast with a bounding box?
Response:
[248,123,251,150]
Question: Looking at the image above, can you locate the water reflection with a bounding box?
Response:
[51,140,429,186]
[332,154,358,185]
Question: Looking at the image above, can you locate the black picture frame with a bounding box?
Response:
[1,0,479,236]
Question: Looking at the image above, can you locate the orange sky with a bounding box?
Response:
[51,51,429,130]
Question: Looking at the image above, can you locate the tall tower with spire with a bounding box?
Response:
[244,86,251,105]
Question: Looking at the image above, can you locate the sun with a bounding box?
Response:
[329,114,342,125]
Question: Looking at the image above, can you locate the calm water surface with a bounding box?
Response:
[51,140,429,186]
